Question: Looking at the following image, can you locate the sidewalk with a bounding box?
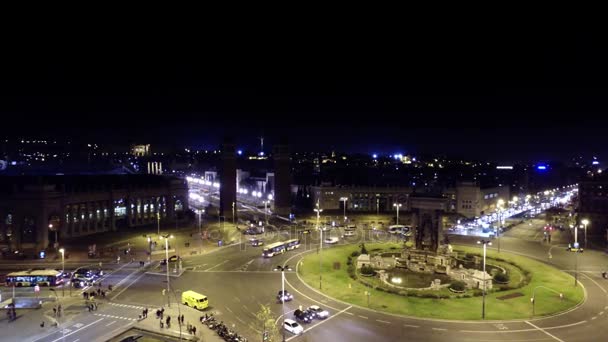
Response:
[136,305,224,342]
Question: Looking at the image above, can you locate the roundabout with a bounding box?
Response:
[296,242,585,320]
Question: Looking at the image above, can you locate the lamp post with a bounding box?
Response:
[497,199,505,253]
[581,219,589,249]
[160,234,174,307]
[393,203,402,225]
[274,265,292,342]
[59,248,65,297]
[531,285,563,317]
[340,197,348,223]
[156,212,160,236]
[314,201,323,289]
[477,239,492,319]
[376,197,380,216]
[263,201,269,225]
[49,224,57,250]
[147,236,152,263]
[232,202,236,228]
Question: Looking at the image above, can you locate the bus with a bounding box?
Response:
[388,225,412,236]
[5,269,64,287]
[262,239,301,257]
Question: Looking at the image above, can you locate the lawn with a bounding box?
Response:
[298,243,584,320]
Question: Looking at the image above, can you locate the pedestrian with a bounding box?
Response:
[142,309,146,319]
[156,309,160,319]
[192,326,196,335]
[160,320,164,329]
[53,307,57,316]
[181,314,185,324]
[87,305,91,312]
[40,321,45,328]
[145,308,148,317]
[166,316,170,328]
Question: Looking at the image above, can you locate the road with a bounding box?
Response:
[8,218,608,341]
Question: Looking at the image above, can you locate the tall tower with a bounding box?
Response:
[273,140,291,216]
[220,138,237,222]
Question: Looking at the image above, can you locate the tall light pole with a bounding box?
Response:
[232,202,236,228]
[340,197,348,223]
[581,219,589,249]
[393,203,402,225]
[49,224,57,250]
[376,197,379,216]
[157,212,160,236]
[59,248,65,297]
[497,199,504,253]
[147,236,152,263]
[314,201,323,289]
[274,265,292,342]
[477,239,492,319]
[161,234,174,307]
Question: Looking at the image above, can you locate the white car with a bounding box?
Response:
[324,237,339,244]
[307,305,329,319]
[284,318,304,335]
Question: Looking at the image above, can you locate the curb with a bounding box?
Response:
[287,243,588,324]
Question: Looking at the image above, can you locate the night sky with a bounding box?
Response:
[1,33,607,163]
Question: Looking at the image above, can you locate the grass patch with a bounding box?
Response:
[298,243,584,320]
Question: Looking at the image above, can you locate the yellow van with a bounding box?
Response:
[181,290,209,310]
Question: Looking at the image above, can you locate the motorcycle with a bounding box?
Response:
[602,271,608,279]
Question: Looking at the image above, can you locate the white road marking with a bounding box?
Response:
[226,306,234,314]
[204,260,229,271]
[591,316,597,320]
[48,318,104,342]
[71,339,79,342]
[600,311,604,315]
[358,315,368,319]
[525,321,565,342]
[460,320,587,333]
[110,271,147,300]
[582,273,608,295]
[106,321,117,327]
[403,324,419,328]
[432,328,447,331]
[376,319,391,324]
[286,306,352,341]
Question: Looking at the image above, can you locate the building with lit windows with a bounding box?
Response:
[0,175,188,257]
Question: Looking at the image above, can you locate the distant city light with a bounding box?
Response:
[259,151,264,156]
[496,166,513,170]
[537,165,547,170]
[592,161,599,165]
[372,154,378,159]
[237,150,243,155]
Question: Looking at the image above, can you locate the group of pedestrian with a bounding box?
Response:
[156,307,165,320]
[187,323,197,335]
[178,314,185,325]
[139,308,149,320]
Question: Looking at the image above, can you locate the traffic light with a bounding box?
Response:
[263,331,269,341]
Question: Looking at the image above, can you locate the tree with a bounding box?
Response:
[256,304,280,342]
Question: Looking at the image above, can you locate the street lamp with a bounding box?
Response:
[477,240,492,319]
[340,197,348,223]
[274,265,292,342]
[232,202,236,228]
[314,201,323,289]
[581,219,589,249]
[156,212,161,236]
[263,201,269,225]
[393,203,402,225]
[59,248,65,297]
[496,199,505,253]
[49,224,58,250]
[160,234,174,307]
[147,236,152,263]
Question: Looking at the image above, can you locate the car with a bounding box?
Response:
[566,246,584,253]
[299,229,312,235]
[293,309,313,323]
[343,230,356,237]
[321,226,331,231]
[283,319,304,335]
[277,290,293,302]
[250,238,264,246]
[324,237,339,244]
[307,305,329,319]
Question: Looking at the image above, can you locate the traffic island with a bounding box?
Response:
[297,243,585,320]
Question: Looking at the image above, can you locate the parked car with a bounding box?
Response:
[307,305,329,319]
[283,319,304,335]
[344,230,356,237]
[293,309,313,323]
